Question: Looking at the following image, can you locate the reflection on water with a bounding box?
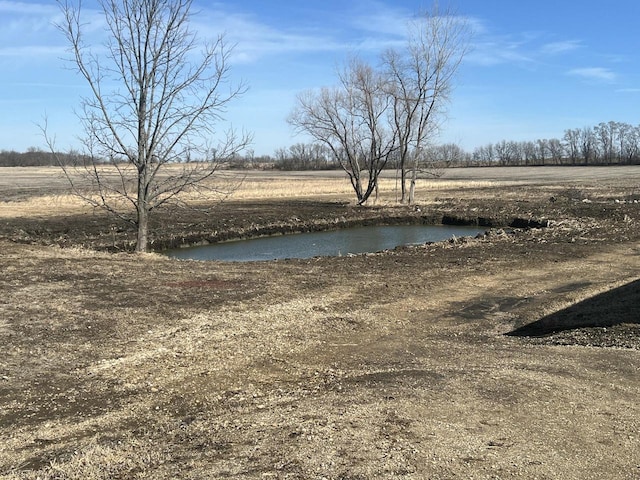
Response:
[164,224,485,262]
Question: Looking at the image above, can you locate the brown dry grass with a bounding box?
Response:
[0,167,497,218]
[6,163,630,218]
[0,194,90,218]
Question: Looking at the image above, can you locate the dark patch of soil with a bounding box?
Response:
[508,279,640,335]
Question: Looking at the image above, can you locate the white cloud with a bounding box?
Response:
[192,7,347,64]
[466,23,584,69]
[467,38,535,67]
[191,0,451,65]
[0,1,61,39]
[0,0,56,14]
[541,40,582,55]
[0,45,64,57]
[349,1,410,37]
[567,67,616,82]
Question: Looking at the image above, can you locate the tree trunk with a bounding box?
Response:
[358,178,377,205]
[400,166,408,203]
[398,153,408,203]
[136,203,149,253]
[347,170,365,204]
[136,168,149,253]
[408,165,417,205]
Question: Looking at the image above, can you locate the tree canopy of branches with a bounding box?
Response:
[289,5,468,205]
[382,6,468,203]
[289,59,396,204]
[50,0,249,252]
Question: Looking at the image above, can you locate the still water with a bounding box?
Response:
[164,224,485,262]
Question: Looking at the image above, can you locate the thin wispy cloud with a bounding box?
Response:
[568,67,616,82]
[0,0,57,15]
[0,1,59,39]
[349,1,411,37]
[6,81,85,88]
[464,16,489,36]
[349,3,477,54]
[541,40,582,55]
[467,38,535,67]
[230,27,343,63]
[191,2,416,65]
[0,45,64,57]
[469,33,585,68]
[193,7,347,63]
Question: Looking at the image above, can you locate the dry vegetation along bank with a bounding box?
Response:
[0,167,639,479]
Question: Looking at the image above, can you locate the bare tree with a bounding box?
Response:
[425,142,465,169]
[563,128,581,165]
[522,141,537,165]
[507,141,523,165]
[289,4,468,205]
[382,5,469,203]
[548,138,564,164]
[579,126,596,164]
[536,139,549,165]
[615,121,629,163]
[621,124,640,164]
[274,143,333,170]
[471,143,493,165]
[494,140,511,166]
[595,121,616,164]
[289,59,396,205]
[49,0,250,252]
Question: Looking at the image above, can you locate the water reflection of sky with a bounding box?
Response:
[165,225,485,262]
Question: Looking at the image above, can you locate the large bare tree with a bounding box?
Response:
[289,4,468,205]
[51,0,249,252]
[382,6,469,204]
[289,59,396,205]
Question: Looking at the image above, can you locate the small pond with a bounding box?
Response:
[164,224,486,262]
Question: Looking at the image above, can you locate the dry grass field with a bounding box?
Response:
[1,166,639,479]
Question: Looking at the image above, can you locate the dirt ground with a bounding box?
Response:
[1,166,639,479]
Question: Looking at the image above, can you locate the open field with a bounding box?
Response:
[1,166,640,479]
[2,164,640,199]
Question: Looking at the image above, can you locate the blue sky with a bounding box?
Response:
[0,0,638,156]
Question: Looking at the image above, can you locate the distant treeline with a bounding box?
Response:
[5,121,640,169]
[0,148,90,167]
[273,121,640,170]
[272,144,340,170]
[469,121,640,167]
